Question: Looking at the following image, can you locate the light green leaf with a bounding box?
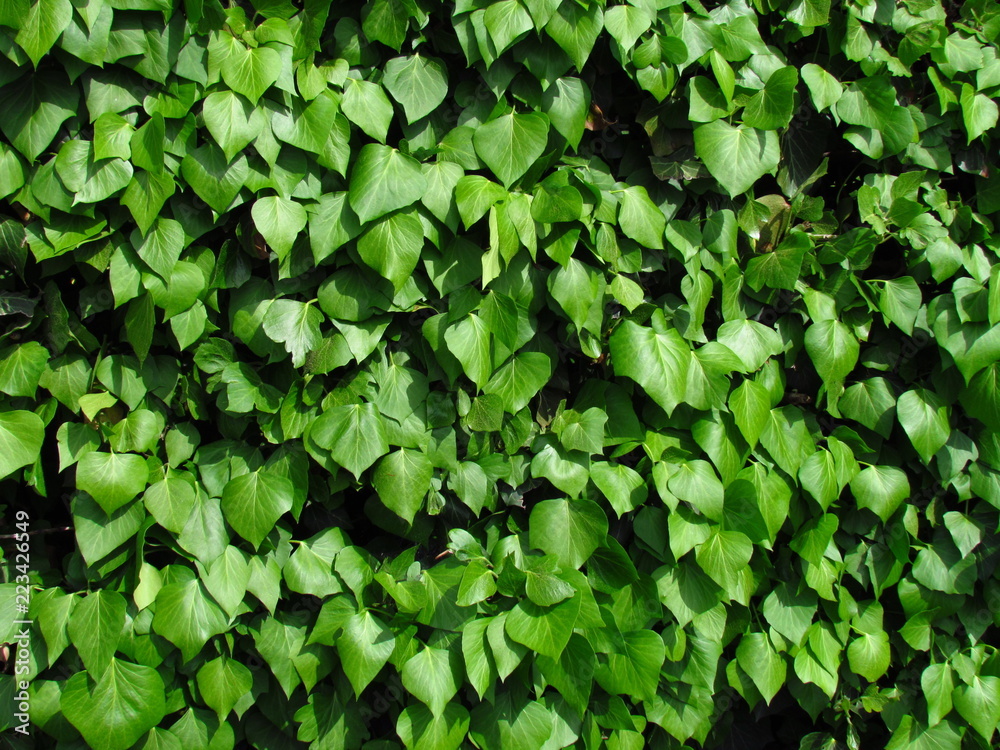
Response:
[0,71,78,163]
[202,90,261,162]
[339,611,395,697]
[591,462,647,517]
[695,528,752,597]
[444,314,493,388]
[545,1,603,71]
[736,632,786,704]
[197,656,253,719]
[152,577,229,662]
[309,193,363,265]
[356,210,424,292]
[483,351,554,412]
[16,0,73,67]
[505,594,582,659]
[897,389,950,464]
[348,144,427,224]
[851,465,909,522]
[383,54,448,124]
[804,319,859,387]
[61,658,166,750]
[402,647,462,717]
[594,630,665,702]
[220,469,294,548]
[801,63,842,111]
[143,478,196,535]
[252,196,308,262]
[455,175,507,229]
[373,449,432,524]
[886,716,962,750]
[716,319,782,371]
[540,77,590,149]
[694,120,780,197]
[341,78,394,143]
[953,675,1000,741]
[203,545,251,618]
[262,299,323,367]
[76,451,148,514]
[179,145,248,214]
[529,497,608,569]
[484,0,533,55]
[618,186,664,249]
[668,460,724,521]
[877,277,921,335]
[397,703,470,750]
[961,83,999,143]
[729,378,770,448]
[743,66,798,130]
[921,663,953,727]
[93,113,133,161]
[609,316,690,416]
[54,140,133,205]
[122,170,176,236]
[840,377,897,438]
[473,112,549,188]
[220,44,281,104]
[604,3,651,50]
[847,631,890,681]
[0,342,48,397]
[311,403,389,479]
[67,590,126,676]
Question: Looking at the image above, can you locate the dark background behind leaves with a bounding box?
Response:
[1,0,1000,748]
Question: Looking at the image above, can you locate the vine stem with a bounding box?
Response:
[0,527,73,539]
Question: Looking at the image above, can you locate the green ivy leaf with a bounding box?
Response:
[310,403,389,479]
[220,44,281,105]
[742,67,798,130]
[804,319,859,388]
[152,577,229,662]
[348,144,427,224]
[202,90,262,162]
[529,498,608,569]
[383,54,449,124]
[483,0,533,55]
[473,112,549,188]
[179,145,249,214]
[736,632,786,704]
[896,389,951,464]
[0,342,48,397]
[696,528,753,598]
[373,448,432,524]
[15,0,73,67]
[402,647,463,717]
[61,658,166,750]
[397,703,470,750]
[262,299,322,368]
[76,451,148,515]
[339,611,395,697]
[341,78,394,143]
[609,315,691,416]
[953,676,1000,742]
[67,590,126,676]
[505,594,582,659]
[356,210,424,292]
[851,465,909,522]
[220,469,294,549]
[0,71,78,162]
[847,631,890,682]
[197,655,253,719]
[694,120,779,197]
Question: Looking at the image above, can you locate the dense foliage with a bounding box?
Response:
[1,0,1000,747]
